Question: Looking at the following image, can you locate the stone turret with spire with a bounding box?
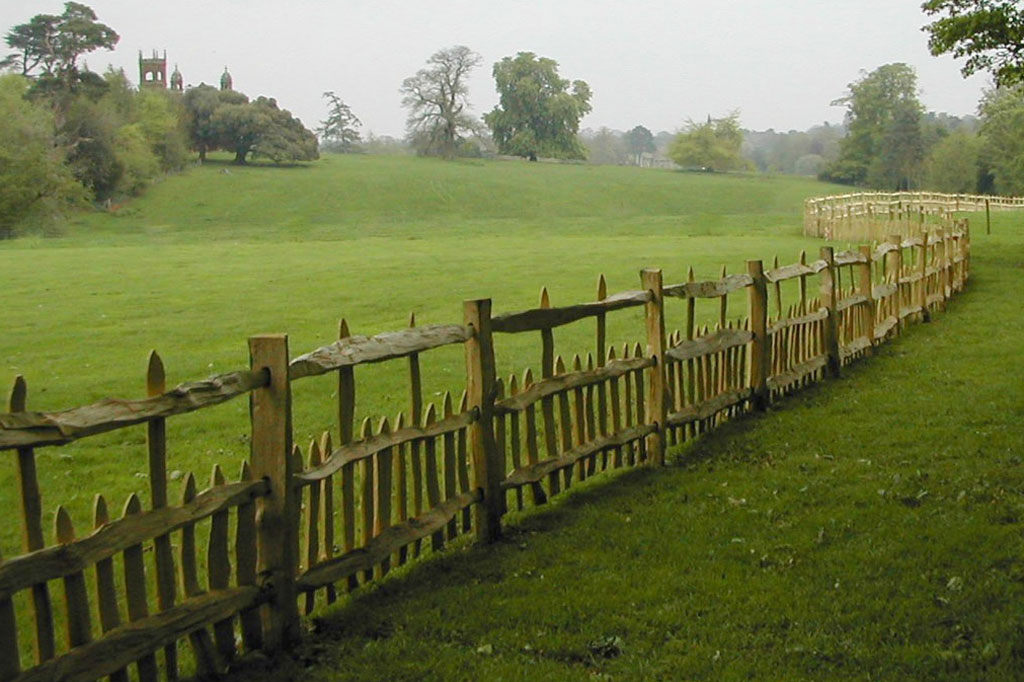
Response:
[220,67,233,91]
[170,64,183,91]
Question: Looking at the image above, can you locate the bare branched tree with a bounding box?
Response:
[400,45,482,159]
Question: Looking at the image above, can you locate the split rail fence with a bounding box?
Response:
[804,190,1023,241]
[0,210,972,682]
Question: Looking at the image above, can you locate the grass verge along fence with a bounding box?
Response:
[804,190,1022,241]
[0,213,971,682]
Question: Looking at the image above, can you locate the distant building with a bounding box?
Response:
[138,51,233,92]
[138,50,167,89]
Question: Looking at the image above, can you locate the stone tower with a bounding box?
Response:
[170,64,183,91]
[220,67,233,91]
[139,50,167,89]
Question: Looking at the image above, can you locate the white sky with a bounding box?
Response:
[1,0,990,136]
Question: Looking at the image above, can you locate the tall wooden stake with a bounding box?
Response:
[746,260,769,410]
[248,334,299,649]
[819,247,841,378]
[464,299,503,542]
[640,269,667,466]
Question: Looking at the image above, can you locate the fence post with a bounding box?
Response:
[640,269,667,467]
[887,235,904,335]
[746,260,770,410]
[819,247,841,378]
[857,245,875,350]
[985,198,991,235]
[248,334,300,650]
[918,234,931,323]
[939,231,950,311]
[464,299,503,542]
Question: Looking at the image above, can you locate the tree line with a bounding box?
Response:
[6,0,1024,239]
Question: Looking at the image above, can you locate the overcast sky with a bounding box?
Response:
[2,0,990,137]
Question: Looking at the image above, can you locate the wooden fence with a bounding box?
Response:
[0,212,971,682]
[804,190,1023,241]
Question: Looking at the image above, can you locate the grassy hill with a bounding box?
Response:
[0,155,847,626]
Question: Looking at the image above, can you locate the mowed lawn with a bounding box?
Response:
[0,155,845,561]
[219,216,1024,680]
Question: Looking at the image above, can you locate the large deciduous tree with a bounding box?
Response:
[820,63,925,189]
[183,85,317,164]
[0,75,84,238]
[400,45,482,159]
[318,91,362,153]
[977,84,1024,195]
[623,125,655,165]
[922,0,1024,86]
[2,2,118,98]
[484,52,592,161]
[668,112,747,172]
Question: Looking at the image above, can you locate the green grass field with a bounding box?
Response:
[0,155,845,560]
[6,155,1020,680]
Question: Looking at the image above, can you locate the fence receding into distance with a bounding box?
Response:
[0,194,981,682]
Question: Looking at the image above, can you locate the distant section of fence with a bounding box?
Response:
[805,190,1023,241]
[0,207,971,681]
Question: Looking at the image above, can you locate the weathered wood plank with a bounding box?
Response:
[0,369,267,451]
[873,315,899,340]
[296,409,478,485]
[840,336,873,360]
[766,356,828,391]
[289,324,471,380]
[666,388,753,428]
[834,249,869,266]
[899,305,924,319]
[494,356,654,414]
[297,491,481,591]
[665,329,753,363]
[663,273,753,299]
[899,273,924,285]
[0,480,267,600]
[490,290,651,334]
[501,424,657,489]
[765,262,815,284]
[836,294,870,313]
[766,307,828,335]
[11,587,264,682]
[873,242,899,259]
[872,282,898,299]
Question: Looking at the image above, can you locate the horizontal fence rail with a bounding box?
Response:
[0,206,972,682]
